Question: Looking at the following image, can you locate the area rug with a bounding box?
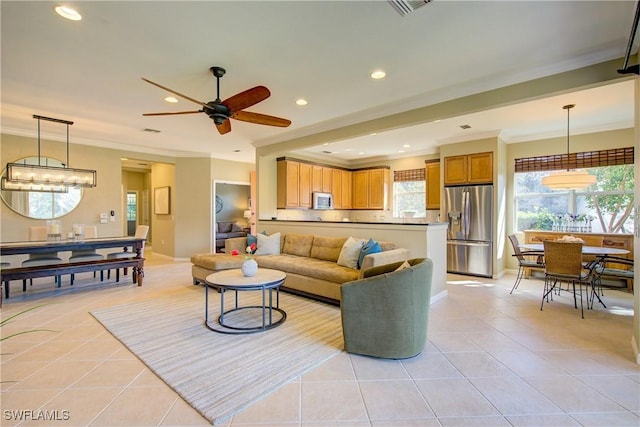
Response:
[90,288,343,425]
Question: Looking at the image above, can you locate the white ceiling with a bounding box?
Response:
[1,1,637,165]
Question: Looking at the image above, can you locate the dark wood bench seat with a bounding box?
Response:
[1,257,144,299]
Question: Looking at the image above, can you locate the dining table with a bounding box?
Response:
[518,242,630,309]
[0,236,146,300]
[518,243,630,257]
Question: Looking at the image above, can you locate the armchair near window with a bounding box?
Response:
[340,258,433,359]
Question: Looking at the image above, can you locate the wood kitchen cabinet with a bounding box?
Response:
[425,160,440,209]
[352,167,389,209]
[312,165,333,193]
[331,168,351,209]
[277,159,311,208]
[341,170,352,209]
[443,152,493,185]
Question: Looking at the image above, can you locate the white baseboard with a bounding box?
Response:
[632,335,640,365]
[430,289,448,304]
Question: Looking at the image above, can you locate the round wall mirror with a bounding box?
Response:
[1,157,83,219]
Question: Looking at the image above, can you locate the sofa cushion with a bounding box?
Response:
[255,232,281,255]
[190,253,244,270]
[337,237,366,269]
[310,236,346,262]
[231,223,244,232]
[217,222,233,233]
[257,254,360,284]
[283,233,314,257]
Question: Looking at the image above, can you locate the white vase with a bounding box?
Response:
[241,258,258,277]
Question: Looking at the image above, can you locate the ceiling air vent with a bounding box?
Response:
[388,0,432,17]
[142,128,160,133]
[460,124,471,130]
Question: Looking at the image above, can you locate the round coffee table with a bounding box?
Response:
[204,268,286,334]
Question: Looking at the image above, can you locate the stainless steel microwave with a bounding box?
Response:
[312,192,333,210]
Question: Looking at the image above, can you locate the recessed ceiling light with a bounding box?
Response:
[370,70,386,80]
[296,98,308,106]
[358,152,365,155]
[54,5,82,21]
[402,144,411,148]
[121,157,129,161]
[398,150,405,153]
[165,96,178,103]
[370,132,377,136]
[322,142,329,146]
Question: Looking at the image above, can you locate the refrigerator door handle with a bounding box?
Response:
[447,240,491,247]
[463,189,471,240]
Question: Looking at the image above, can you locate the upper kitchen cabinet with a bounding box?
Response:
[277,159,311,208]
[312,165,332,193]
[443,152,493,185]
[352,167,389,209]
[425,160,441,209]
[331,168,352,209]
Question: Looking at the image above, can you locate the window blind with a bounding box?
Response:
[393,168,425,182]
[514,147,634,173]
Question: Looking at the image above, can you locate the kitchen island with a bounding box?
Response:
[256,219,448,300]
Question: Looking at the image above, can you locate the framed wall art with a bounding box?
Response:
[154,186,171,215]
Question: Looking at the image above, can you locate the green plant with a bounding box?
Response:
[1,304,57,345]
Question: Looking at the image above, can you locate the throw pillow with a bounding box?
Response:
[247,231,266,249]
[394,260,411,272]
[255,232,281,255]
[357,237,382,269]
[337,237,365,269]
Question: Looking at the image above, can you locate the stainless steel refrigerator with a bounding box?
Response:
[444,185,493,277]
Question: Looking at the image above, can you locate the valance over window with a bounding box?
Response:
[515,147,633,173]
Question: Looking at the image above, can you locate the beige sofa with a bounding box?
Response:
[191,233,410,304]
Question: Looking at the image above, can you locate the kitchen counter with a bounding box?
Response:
[262,219,444,226]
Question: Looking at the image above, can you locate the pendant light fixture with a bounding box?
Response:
[541,104,596,190]
[5,115,97,191]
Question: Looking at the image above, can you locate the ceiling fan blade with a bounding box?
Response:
[143,110,203,116]
[216,119,231,135]
[222,86,270,113]
[141,78,209,108]
[232,110,291,127]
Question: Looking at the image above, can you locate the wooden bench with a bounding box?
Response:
[1,257,144,299]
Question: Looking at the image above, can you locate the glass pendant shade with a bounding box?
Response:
[1,176,69,193]
[6,162,96,188]
[541,170,597,190]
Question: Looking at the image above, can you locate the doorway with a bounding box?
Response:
[213,180,251,251]
[126,191,138,236]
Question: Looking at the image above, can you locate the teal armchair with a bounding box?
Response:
[340,258,433,359]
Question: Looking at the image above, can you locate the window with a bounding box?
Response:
[514,165,634,233]
[127,192,137,221]
[393,169,425,218]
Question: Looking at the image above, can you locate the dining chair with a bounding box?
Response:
[541,240,593,318]
[507,234,544,294]
[591,255,634,303]
[69,225,104,284]
[22,226,63,289]
[106,225,149,282]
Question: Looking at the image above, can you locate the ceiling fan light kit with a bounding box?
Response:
[541,104,596,191]
[4,115,97,192]
[142,66,291,135]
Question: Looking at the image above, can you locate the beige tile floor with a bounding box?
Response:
[1,252,639,426]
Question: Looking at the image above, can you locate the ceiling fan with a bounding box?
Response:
[142,66,291,135]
